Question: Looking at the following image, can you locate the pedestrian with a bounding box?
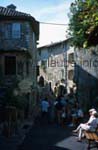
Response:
[76,106,84,125]
[54,96,63,124]
[54,83,59,97]
[73,108,98,142]
[61,106,66,127]
[70,105,84,127]
[41,97,50,123]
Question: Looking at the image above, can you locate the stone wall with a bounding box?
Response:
[38,41,68,89]
[0,20,38,117]
[38,41,74,92]
[74,48,98,111]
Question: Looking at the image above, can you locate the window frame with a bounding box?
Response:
[4,56,16,75]
[12,23,21,39]
[4,23,21,39]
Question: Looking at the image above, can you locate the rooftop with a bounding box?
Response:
[38,39,70,50]
[0,4,31,17]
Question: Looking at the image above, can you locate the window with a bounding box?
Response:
[68,53,74,64]
[61,69,64,78]
[36,65,39,76]
[4,56,16,75]
[4,23,21,39]
[41,60,47,72]
[4,23,12,39]
[26,61,29,75]
[0,24,4,39]
[68,70,74,80]
[17,61,24,76]
[12,23,21,39]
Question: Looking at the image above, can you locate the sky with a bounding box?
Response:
[0,0,74,46]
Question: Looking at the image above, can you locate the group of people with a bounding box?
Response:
[40,96,98,143]
[54,94,84,127]
[38,79,98,145]
[53,81,82,126]
[40,91,84,128]
[73,108,98,142]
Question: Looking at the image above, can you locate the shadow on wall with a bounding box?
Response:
[74,64,98,111]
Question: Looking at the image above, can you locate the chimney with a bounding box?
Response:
[7,4,16,10]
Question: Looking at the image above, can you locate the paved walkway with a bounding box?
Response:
[0,119,98,150]
[0,119,34,150]
[18,121,98,150]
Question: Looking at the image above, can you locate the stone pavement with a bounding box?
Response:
[18,121,98,150]
[0,119,98,150]
[0,119,34,150]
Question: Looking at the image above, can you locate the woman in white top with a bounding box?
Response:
[73,109,98,141]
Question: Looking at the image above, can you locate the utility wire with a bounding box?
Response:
[40,21,69,26]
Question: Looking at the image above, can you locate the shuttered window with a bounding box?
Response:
[4,23,21,39]
[4,23,12,39]
[12,23,21,39]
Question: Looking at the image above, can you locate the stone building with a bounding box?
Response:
[37,39,74,93]
[0,4,39,117]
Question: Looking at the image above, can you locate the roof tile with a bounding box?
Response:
[0,6,31,17]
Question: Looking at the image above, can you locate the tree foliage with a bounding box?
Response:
[68,0,98,48]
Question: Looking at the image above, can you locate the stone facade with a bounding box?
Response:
[37,39,74,92]
[0,5,39,117]
[0,22,35,54]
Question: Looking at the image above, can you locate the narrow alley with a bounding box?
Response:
[0,1,98,150]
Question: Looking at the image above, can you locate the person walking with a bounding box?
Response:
[41,97,50,123]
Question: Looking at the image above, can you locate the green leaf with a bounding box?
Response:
[68,0,98,48]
